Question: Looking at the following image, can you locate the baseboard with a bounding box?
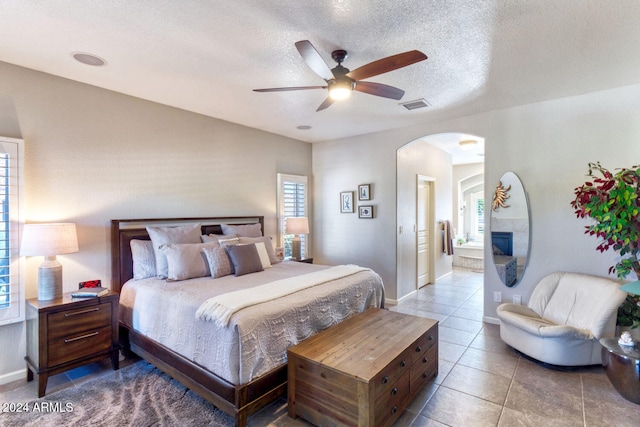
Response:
[0,368,25,386]
[385,289,418,306]
[483,316,499,325]
[436,270,452,281]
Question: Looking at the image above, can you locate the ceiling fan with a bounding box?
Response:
[254,40,427,111]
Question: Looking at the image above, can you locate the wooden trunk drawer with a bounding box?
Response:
[411,327,437,364]
[410,345,437,396]
[48,325,112,366]
[374,370,410,427]
[373,348,411,399]
[48,302,112,340]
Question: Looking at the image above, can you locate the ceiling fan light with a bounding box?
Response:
[329,81,353,100]
[459,139,478,151]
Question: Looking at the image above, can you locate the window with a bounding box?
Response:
[0,137,24,325]
[472,191,485,239]
[277,173,308,259]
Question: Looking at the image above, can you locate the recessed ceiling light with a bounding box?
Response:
[296,125,312,130]
[72,52,107,67]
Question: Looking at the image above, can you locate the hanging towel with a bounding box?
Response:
[443,220,454,255]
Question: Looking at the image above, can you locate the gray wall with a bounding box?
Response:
[312,83,640,319]
[0,61,311,381]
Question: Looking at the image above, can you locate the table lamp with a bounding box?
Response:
[286,217,309,260]
[20,223,79,300]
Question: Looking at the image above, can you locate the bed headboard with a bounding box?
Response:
[110,216,264,293]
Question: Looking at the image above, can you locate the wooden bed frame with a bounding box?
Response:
[111,216,287,427]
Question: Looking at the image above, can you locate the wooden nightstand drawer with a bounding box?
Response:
[48,325,112,366]
[25,292,120,397]
[47,302,112,340]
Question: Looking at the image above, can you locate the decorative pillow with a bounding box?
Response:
[221,223,262,238]
[130,239,156,280]
[254,241,272,269]
[159,241,219,281]
[226,244,264,276]
[201,233,237,243]
[238,236,280,264]
[146,223,202,279]
[202,246,234,278]
[218,237,240,247]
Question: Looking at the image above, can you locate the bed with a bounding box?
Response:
[111,216,384,426]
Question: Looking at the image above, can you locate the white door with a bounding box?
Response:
[417,179,431,288]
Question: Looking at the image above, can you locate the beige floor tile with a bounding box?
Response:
[450,307,484,322]
[441,364,511,405]
[409,414,449,426]
[440,316,483,334]
[505,377,583,425]
[439,326,477,347]
[498,407,583,427]
[420,386,502,427]
[419,302,458,316]
[582,369,640,426]
[479,323,501,337]
[438,340,468,363]
[457,347,518,379]
[469,333,516,357]
[513,358,583,390]
[433,359,455,385]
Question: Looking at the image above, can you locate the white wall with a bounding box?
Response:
[313,83,640,322]
[0,61,311,382]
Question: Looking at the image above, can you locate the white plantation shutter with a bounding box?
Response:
[0,137,24,325]
[277,174,308,259]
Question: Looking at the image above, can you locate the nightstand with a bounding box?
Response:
[293,257,313,264]
[25,291,119,397]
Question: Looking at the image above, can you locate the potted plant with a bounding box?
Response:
[571,162,640,332]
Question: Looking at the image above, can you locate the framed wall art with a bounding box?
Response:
[358,205,374,218]
[340,191,354,213]
[358,184,371,201]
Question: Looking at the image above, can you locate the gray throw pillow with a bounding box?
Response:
[226,244,264,276]
[202,246,234,278]
[146,223,202,279]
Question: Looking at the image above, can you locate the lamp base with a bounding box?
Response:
[38,256,62,301]
[292,237,301,260]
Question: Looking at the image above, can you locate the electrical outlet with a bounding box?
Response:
[494,291,502,303]
[513,295,522,305]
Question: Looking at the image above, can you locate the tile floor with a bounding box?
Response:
[3,268,640,426]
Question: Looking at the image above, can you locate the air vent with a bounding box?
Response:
[399,98,430,111]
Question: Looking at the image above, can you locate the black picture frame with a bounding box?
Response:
[358,184,371,201]
[340,191,354,213]
[358,205,374,218]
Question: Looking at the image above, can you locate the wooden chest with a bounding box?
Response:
[288,308,438,427]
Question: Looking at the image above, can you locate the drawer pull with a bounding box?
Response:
[391,406,398,414]
[64,331,99,343]
[382,376,389,384]
[423,357,428,363]
[422,372,428,378]
[64,307,100,317]
[400,360,406,367]
[428,335,434,341]
[415,346,422,352]
[391,387,398,396]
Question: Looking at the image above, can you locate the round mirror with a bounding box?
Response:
[490,171,530,287]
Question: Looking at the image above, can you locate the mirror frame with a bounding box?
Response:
[490,171,531,287]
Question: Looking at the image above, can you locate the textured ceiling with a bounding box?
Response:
[1,1,640,152]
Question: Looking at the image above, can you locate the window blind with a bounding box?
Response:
[277,174,308,259]
[0,138,23,325]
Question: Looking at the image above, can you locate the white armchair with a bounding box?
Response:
[497,272,627,366]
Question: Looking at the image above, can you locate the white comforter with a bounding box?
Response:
[119,261,384,384]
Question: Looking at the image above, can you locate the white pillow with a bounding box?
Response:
[238,236,279,264]
[201,233,237,243]
[146,223,202,279]
[159,241,219,281]
[254,242,272,269]
[221,223,262,237]
[130,239,156,280]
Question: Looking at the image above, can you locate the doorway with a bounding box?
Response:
[417,175,435,288]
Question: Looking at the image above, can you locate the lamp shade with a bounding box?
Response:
[621,280,640,296]
[20,223,79,256]
[286,217,309,235]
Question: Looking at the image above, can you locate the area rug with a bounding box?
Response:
[0,361,235,426]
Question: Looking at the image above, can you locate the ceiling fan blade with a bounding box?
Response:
[354,81,405,100]
[346,50,427,81]
[253,85,326,92]
[316,97,334,112]
[295,40,335,81]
